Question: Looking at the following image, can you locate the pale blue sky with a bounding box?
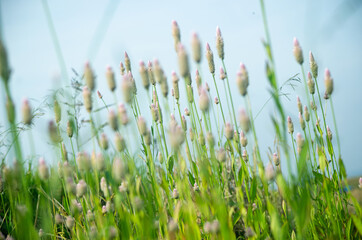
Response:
[1,0,362,176]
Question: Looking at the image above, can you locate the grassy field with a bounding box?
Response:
[1,1,362,239]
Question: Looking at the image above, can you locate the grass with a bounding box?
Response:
[0,1,362,239]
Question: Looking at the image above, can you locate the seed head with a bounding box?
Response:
[65,216,75,229]
[195,70,202,90]
[273,153,280,166]
[214,97,219,105]
[199,87,210,112]
[186,85,194,103]
[184,108,190,116]
[6,97,15,123]
[239,108,250,133]
[62,143,68,161]
[0,38,11,81]
[297,96,303,114]
[100,133,109,150]
[219,67,226,80]
[106,66,116,92]
[299,112,306,130]
[206,43,215,74]
[293,37,303,65]
[359,177,362,189]
[77,152,91,171]
[71,199,82,214]
[168,219,179,233]
[112,157,126,183]
[22,98,32,125]
[48,120,61,143]
[224,122,234,140]
[240,130,248,147]
[172,188,179,199]
[199,131,205,146]
[309,51,318,78]
[310,100,317,111]
[324,68,333,97]
[177,44,190,78]
[108,110,118,131]
[181,115,187,131]
[114,133,126,152]
[76,180,87,198]
[171,20,181,51]
[217,148,227,162]
[147,61,156,85]
[120,62,125,75]
[53,100,62,123]
[100,177,109,197]
[191,32,202,63]
[144,129,152,146]
[153,59,163,84]
[206,132,215,147]
[236,66,249,96]
[124,52,131,72]
[121,72,134,104]
[189,128,194,141]
[193,182,199,191]
[307,72,315,94]
[172,71,180,100]
[161,75,169,97]
[170,125,184,149]
[137,116,147,136]
[82,86,92,113]
[265,163,275,181]
[119,181,128,193]
[296,133,305,154]
[304,106,310,122]
[55,214,63,225]
[118,103,129,125]
[150,103,160,123]
[327,126,332,141]
[139,61,150,90]
[84,62,95,91]
[92,152,105,171]
[287,116,294,134]
[38,158,49,180]
[216,26,224,60]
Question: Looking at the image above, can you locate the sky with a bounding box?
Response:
[1,0,362,176]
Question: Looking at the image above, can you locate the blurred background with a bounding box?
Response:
[1,0,361,176]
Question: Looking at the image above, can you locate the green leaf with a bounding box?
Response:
[250,177,257,202]
[188,171,195,186]
[168,155,174,174]
[352,215,362,236]
[338,157,347,179]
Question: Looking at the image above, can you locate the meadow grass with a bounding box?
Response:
[0,1,362,239]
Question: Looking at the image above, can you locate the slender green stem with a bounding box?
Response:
[222,60,238,130]
[211,74,226,124]
[41,0,69,84]
[330,97,341,157]
[290,133,297,164]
